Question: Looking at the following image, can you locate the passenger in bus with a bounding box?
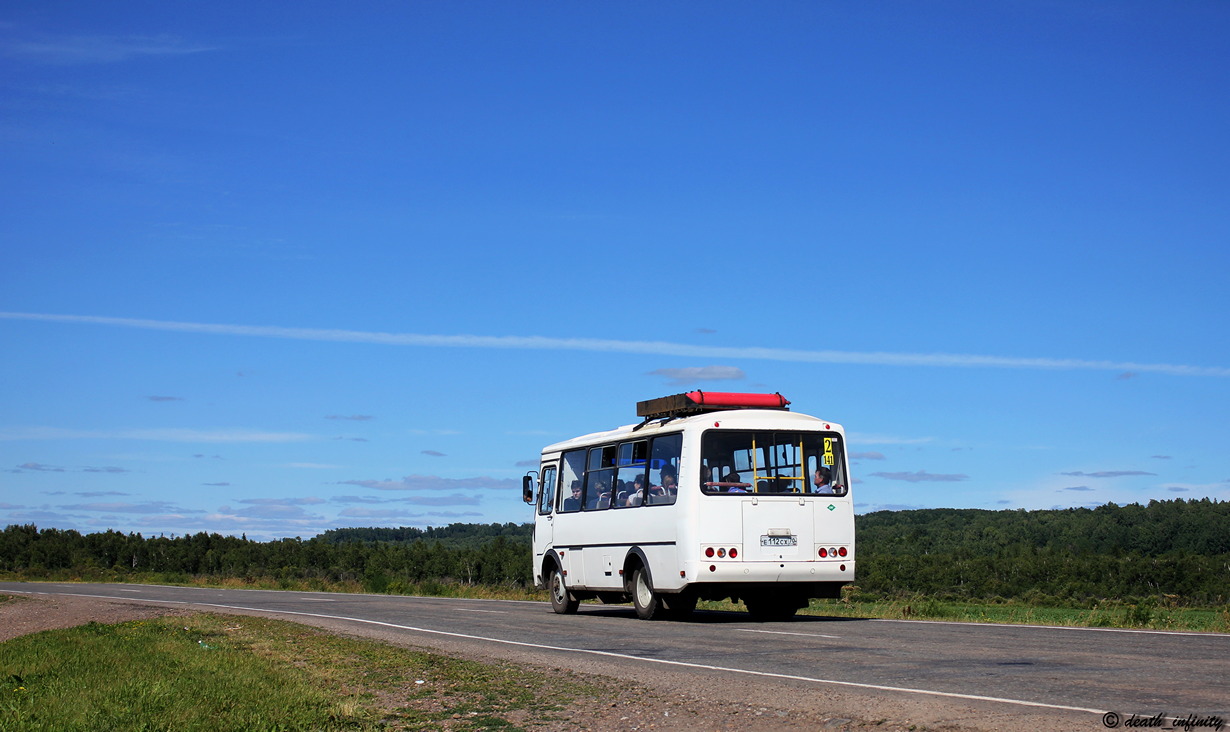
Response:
[724,472,748,493]
[627,475,646,506]
[661,472,678,498]
[563,480,582,511]
[700,465,713,490]
[647,473,668,504]
[812,467,835,495]
[590,481,612,509]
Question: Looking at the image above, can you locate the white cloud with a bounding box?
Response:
[648,366,746,385]
[0,427,314,443]
[338,475,517,492]
[3,33,216,65]
[236,497,326,506]
[1059,470,1157,478]
[4,312,1227,377]
[59,501,204,515]
[15,462,64,472]
[868,471,969,483]
[849,434,935,446]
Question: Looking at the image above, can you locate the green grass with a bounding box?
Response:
[0,614,612,731]
[685,594,1230,632]
[797,597,1230,632]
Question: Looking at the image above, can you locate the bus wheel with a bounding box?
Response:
[549,565,579,614]
[631,567,663,620]
[744,597,797,622]
[661,592,697,619]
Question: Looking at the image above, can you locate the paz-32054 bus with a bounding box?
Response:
[521,391,854,620]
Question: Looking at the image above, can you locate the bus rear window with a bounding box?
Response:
[700,430,847,496]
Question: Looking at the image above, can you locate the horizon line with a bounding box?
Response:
[3,311,1228,377]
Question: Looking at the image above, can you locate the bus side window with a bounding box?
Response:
[537,466,557,515]
[584,445,617,510]
[559,450,585,513]
[614,440,647,508]
[647,433,682,506]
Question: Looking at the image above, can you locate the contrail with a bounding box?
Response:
[3,311,1227,377]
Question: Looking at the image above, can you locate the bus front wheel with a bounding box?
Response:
[549,565,579,614]
[631,567,664,620]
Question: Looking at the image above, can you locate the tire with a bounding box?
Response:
[631,567,664,620]
[548,564,579,614]
[661,591,697,619]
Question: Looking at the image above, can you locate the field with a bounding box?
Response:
[0,607,617,731]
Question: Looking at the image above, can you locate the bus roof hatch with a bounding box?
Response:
[636,391,791,420]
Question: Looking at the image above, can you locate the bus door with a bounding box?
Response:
[534,464,558,563]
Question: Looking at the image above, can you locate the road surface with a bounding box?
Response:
[3,582,1226,731]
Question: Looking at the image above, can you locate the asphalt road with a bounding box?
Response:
[4,582,1226,730]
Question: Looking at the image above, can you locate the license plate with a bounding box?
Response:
[760,535,797,547]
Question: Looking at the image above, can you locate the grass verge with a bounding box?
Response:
[726,597,1229,633]
[1,613,611,731]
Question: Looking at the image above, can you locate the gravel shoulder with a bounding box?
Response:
[0,593,1100,731]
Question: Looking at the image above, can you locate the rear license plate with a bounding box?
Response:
[760,535,797,547]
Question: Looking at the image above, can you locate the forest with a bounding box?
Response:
[1,499,1226,607]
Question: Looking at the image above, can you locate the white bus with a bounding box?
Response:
[521,391,854,620]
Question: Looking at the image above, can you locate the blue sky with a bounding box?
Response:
[2,2,1228,540]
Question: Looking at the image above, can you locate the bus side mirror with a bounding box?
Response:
[522,475,535,504]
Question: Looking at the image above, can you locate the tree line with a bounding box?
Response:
[1,499,1226,606]
[0,522,531,593]
[854,498,1228,605]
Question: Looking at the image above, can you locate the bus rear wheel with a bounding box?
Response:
[549,565,579,614]
[631,567,664,620]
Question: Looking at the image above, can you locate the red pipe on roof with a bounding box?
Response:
[685,391,790,408]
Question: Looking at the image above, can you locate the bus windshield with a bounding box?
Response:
[700,430,847,496]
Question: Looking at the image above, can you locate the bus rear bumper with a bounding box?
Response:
[684,560,854,586]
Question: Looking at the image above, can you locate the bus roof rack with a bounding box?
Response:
[636,391,791,420]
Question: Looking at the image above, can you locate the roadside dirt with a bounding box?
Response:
[0,592,194,642]
[0,593,1097,731]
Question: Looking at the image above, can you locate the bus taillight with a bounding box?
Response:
[705,547,715,558]
[838,546,848,557]
[818,547,828,558]
[729,547,737,559]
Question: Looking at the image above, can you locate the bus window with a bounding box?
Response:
[585,445,617,510]
[646,433,682,506]
[537,466,557,515]
[614,440,647,508]
[806,435,848,496]
[701,431,846,496]
[559,450,585,512]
